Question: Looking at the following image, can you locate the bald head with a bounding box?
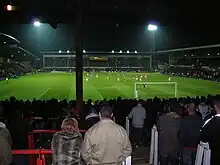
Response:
[187,102,196,114]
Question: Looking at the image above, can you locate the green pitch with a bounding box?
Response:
[0,72,220,101]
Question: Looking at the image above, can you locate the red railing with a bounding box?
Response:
[12,149,52,165]
[13,129,87,165]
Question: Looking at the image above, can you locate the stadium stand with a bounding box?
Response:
[42,51,152,72]
[158,48,220,81]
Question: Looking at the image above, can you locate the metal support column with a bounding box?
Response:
[75,2,83,111]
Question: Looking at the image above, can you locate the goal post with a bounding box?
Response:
[134,82,178,98]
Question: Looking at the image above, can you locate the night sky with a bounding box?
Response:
[0,0,220,55]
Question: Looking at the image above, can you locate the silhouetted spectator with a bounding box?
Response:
[85,107,99,129]
[7,110,31,149]
[128,101,146,146]
[179,102,204,165]
[82,106,132,165]
[52,117,83,165]
[157,103,181,165]
[200,97,220,165]
[0,122,12,165]
[197,97,209,120]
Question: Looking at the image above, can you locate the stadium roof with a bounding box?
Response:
[0,0,218,26]
[0,32,37,59]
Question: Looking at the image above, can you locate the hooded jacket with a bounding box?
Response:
[0,122,12,165]
[52,131,83,165]
[157,112,181,155]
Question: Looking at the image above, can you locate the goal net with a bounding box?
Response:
[134,82,177,99]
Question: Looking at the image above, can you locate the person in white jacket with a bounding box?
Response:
[128,102,146,147]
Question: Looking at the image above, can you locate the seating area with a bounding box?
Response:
[0,58,33,78]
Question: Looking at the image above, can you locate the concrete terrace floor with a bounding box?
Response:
[132,147,150,165]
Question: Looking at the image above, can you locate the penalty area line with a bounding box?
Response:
[38,88,50,99]
[99,94,104,100]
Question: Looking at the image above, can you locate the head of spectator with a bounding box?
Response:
[214,97,220,114]
[99,106,113,120]
[170,103,182,117]
[187,102,196,115]
[61,117,79,133]
[89,107,97,114]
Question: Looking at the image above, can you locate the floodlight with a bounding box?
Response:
[148,24,157,31]
[111,50,114,53]
[59,50,62,53]
[6,5,12,11]
[67,50,70,53]
[127,50,130,53]
[119,50,122,53]
[134,50,138,54]
[34,21,41,27]
[83,50,86,53]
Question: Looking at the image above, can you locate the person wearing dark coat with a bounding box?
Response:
[157,104,181,165]
[178,102,204,165]
[200,98,220,165]
[85,108,99,129]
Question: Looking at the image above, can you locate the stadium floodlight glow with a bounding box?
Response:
[59,50,62,53]
[207,53,210,56]
[148,24,157,31]
[218,53,220,55]
[67,50,70,53]
[111,50,114,53]
[127,50,130,53]
[135,50,138,54]
[119,50,122,53]
[83,50,86,53]
[6,5,12,11]
[185,54,187,57]
[34,21,41,27]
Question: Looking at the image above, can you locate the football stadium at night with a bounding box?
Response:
[1,1,220,165]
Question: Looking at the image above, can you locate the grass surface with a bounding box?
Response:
[0,72,220,101]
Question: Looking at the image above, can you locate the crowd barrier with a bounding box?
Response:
[126,117,130,136]
[12,148,131,165]
[149,125,158,165]
[149,125,211,165]
[195,142,211,165]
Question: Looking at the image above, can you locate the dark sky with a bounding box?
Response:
[1,23,220,55]
[1,0,220,55]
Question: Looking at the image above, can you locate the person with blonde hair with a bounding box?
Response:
[52,117,83,165]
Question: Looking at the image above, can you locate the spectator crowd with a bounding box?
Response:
[0,58,33,79]
[0,94,220,165]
